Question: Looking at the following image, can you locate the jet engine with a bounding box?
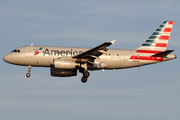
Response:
[51,66,77,77]
[53,58,79,69]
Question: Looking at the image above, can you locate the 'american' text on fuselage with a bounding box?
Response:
[43,49,83,56]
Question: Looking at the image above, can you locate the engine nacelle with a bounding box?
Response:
[53,58,78,69]
[51,67,77,77]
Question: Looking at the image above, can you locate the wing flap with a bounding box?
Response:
[73,40,116,60]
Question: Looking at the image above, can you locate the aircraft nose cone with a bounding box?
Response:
[3,54,10,63]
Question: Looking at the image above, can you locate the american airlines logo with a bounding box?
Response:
[34,47,43,55]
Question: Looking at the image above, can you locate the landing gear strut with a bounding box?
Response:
[26,66,31,78]
[80,70,90,83]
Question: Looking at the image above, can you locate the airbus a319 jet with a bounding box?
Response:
[3,21,176,83]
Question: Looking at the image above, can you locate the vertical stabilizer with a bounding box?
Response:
[130,21,174,62]
[137,21,174,51]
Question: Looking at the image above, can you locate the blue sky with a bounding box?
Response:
[0,0,180,120]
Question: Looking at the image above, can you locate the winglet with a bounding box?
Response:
[111,39,116,45]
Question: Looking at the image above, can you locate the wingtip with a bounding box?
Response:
[111,39,116,45]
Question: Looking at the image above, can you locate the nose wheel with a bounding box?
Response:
[26,73,31,77]
[80,70,90,83]
[26,66,31,78]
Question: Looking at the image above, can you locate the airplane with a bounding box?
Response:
[3,21,177,83]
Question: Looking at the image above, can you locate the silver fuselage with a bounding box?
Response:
[3,46,176,70]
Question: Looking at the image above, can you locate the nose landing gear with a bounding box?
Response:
[26,66,31,78]
[26,73,31,77]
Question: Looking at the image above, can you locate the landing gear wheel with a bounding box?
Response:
[81,76,87,83]
[80,69,90,83]
[26,66,31,78]
[83,71,90,77]
[26,73,31,78]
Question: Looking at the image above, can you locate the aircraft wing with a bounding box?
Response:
[73,40,116,64]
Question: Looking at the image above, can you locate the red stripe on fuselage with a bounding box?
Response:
[130,56,163,61]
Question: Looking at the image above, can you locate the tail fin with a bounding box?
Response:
[137,21,174,51]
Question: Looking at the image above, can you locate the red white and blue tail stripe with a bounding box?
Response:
[130,21,174,62]
[138,21,173,51]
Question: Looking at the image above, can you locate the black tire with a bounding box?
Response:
[81,76,87,83]
[83,71,90,78]
[26,73,31,78]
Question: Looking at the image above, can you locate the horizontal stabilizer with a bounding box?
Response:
[151,50,174,57]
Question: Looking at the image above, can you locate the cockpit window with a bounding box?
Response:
[11,49,20,53]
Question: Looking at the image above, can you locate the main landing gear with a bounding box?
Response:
[80,70,90,83]
[26,66,31,78]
